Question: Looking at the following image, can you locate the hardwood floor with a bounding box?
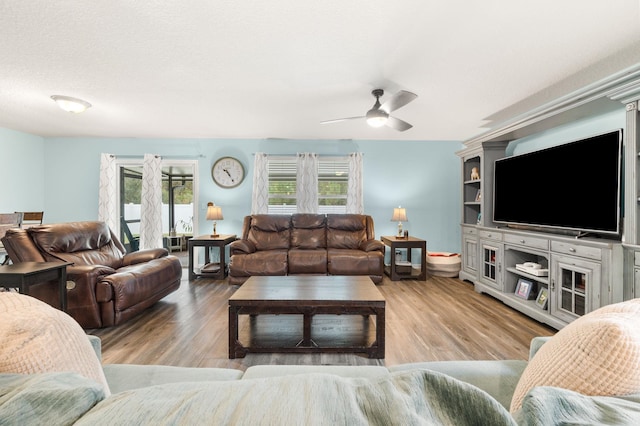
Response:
[88,269,555,371]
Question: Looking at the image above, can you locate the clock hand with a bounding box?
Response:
[223,168,235,182]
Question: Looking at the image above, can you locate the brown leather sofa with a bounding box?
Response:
[1,221,182,328]
[229,214,384,285]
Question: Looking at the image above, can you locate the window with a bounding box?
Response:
[267,156,349,214]
[318,160,348,214]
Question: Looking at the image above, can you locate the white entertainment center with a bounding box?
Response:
[457,67,640,330]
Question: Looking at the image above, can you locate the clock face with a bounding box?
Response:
[212,157,245,188]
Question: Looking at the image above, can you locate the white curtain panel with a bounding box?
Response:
[139,153,163,249]
[347,152,364,214]
[97,153,118,232]
[251,153,269,214]
[296,152,318,214]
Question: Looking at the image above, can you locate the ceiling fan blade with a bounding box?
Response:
[320,116,365,124]
[380,90,417,113]
[386,116,413,132]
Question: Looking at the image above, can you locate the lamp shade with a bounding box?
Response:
[391,207,407,222]
[206,202,223,220]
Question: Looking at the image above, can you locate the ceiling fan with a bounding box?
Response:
[321,89,418,131]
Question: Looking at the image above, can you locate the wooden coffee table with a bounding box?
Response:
[228,275,385,359]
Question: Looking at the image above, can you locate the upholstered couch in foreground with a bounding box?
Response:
[1,221,182,328]
[2,292,640,425]
[229,214,385,285]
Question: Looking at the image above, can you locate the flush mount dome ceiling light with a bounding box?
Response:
[50,95,92,113]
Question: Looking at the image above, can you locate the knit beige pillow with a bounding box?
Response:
[0,292,110,396]
[510,298,640,413]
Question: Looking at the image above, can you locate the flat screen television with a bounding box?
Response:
[493,129,623,237]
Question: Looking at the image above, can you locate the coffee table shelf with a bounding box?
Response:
[228,276,385,359]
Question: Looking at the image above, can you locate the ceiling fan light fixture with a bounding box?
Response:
[51,95,92,113]
[366,108,388,128]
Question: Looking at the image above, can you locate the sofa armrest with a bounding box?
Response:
[360,239,384,252]
[66,264,117,304]
[122,248,168,266]
[230,239,256,255]
[68,264,117,282]
[87,335,102,362]
[529,336,552,360]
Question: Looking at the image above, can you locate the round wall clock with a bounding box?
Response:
[211,156,245,188]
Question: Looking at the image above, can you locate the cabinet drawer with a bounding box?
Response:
[462,227,477,236]
[634,251,640,267]
[503,233,549,250]
[478,230,502,241]
[551,241,602,261]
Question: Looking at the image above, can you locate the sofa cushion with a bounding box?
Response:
[390,360,527,410]
[29,221,123,269]
[229,250,288,277]
[287,248,327,274]
[515,386,640,425]
[103,364,244,394]
[247,215,291,251]
[291,214,326,249]
[0,292,111,396]
[0,372,105,425]
[74,370,514,425]
[327,248,382,276]
[510,298,640,413]
[327,214,367,249]
[242,364,390,380]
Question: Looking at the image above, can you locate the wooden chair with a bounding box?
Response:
[0,213,22,264]
[120,217,140,252]
[17,211,44,229]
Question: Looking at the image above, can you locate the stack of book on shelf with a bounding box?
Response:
[515,263,548,276]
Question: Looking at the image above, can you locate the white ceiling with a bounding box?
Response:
[1,1,640,142]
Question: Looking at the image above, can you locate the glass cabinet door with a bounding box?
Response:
[551,255,600,323]
[560,268,587,316]
[479,243,502,290]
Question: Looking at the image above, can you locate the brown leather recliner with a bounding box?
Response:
[1,221,182,328]
[229,214,384,285]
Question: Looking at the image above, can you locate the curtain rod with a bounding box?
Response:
[110,154,205,159]
[251,153,362,156]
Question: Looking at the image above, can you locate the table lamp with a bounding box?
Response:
[206,202,224,238]
[391,206,407,238]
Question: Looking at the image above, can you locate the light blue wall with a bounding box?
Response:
[0,128,45,212]
[33,136,463,253]
[506,108,626,155]
[3,106,626,255]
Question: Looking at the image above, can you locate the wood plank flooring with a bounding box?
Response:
[88,269,556,371]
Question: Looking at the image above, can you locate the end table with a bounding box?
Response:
[381,236,427,281]
[188,234,237,280]
[0,261,71,311]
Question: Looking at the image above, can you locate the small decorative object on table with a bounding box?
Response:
[535,287,549,309]
[515,278,535,300]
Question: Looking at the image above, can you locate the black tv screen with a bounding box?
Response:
[493,129,623,236]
